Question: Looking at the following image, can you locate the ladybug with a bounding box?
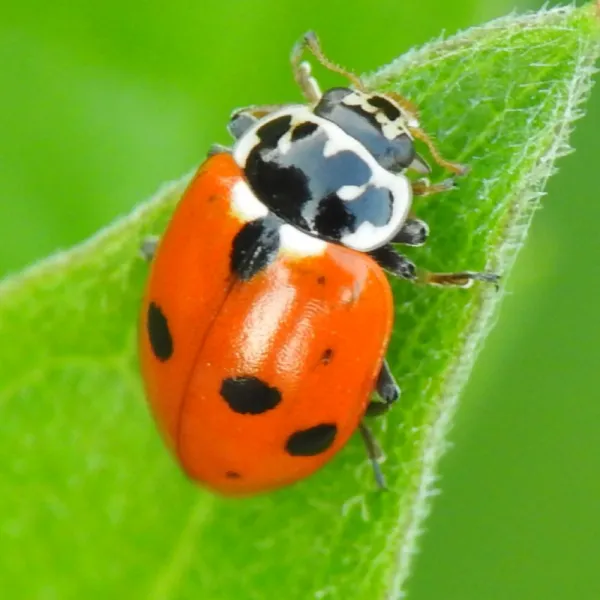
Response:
[139,32,497,496]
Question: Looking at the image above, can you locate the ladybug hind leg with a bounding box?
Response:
[140,236,159,262]
[358,423,387,491]
[359,361,399,490]
[365,359,400,417]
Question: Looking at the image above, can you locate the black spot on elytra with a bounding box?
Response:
[230,218,281,281]
[367,94,401,120]
[321,348,333,364]
[225,471,241,479]
[220,376,282,415]
[317,275,326,285]
[147,302,173,361]
[285,423,338,456]
[291,121,319,142]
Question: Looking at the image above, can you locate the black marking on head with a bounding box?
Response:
[257,114,293,146]
[317,275,326,285]
[291,121,319,142]
[220,376,282,415]
[321,348,333,364]
[230,218,281,281]
[225,471,242,479]
[147,302,173,361]
[285,424,338,456]
[367,95,401,120]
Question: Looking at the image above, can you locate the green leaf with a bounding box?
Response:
[2,4,599,598]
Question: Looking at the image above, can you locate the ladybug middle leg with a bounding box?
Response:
[369,244,500,289]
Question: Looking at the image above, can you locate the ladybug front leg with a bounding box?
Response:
[411,177,457,198]
[207,143,232,157]
[369,244,500,288]
[228,105,290,140]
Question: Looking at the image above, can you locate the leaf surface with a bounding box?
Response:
[1,5,599,599]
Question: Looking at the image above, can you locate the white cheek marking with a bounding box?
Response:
[279,224,327,257]
[341,172,412,252]
[230,179,269,222]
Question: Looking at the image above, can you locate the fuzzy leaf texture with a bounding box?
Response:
[1,5,599,599]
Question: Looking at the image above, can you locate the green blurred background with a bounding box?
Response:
[2,1,599,598]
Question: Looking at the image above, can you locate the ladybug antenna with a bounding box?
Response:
[291,31,366,100]
[409,127,470,176]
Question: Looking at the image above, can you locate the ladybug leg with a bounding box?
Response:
[369,244,499,288]
[423,271,500,289]
[228,105,290,139]
[207,143,232,157]
[390,218,429,247]
[368,245,417,280]
[408,153,432,175]
[366,359,400,417]
[411,177,457,197]
[291,31,366,102]
[358,423,387,490]
[140,236,159,262]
